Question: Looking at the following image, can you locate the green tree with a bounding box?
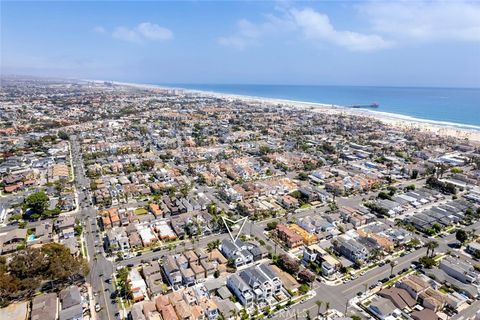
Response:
[298,284,309,295]
[456,229,469,244]
[266,220,278,231]
[206,239,221,252]
[74,219,83,236]
[408,238,421,248]
[390,260,397,276]
[419,256,437,268]
[41,243,89,281]
[116,267,133,300]
[1,243,88,306]
[58,131,69,140]
[297,172,309,181]
[24,191,49,217]
[426,241,439,257]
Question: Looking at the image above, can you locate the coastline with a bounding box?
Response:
[93,79,480,143]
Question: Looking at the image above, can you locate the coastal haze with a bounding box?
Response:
[1,2,480,320]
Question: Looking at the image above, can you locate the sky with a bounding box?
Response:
[1,0,480,87]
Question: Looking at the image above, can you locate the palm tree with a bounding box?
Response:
[389,260,396,276]
[239,309,248,320]
[409,237,421,248]
[229,309,238,320]
[370,248,383,261]
[315,300,323,317]
[426,241,439,257]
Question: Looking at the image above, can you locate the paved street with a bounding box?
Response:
[271,247,428,319]
[71,135,119,320]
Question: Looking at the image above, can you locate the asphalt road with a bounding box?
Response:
[271,247,428,319]
[71,135,119,320]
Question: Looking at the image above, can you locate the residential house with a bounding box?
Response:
[439,257,480,284]
[378,288,416,310]
[31,293,58,320]
[334,236,368,263]
[0,301,29,320]
[275,224,303,248]
[227,264,282,306]
[164,256,182,287]
[0,228,27,254]
[59,286,83,320]
[226,274,254,307]
[128,269,148,302]
[398,275,429,300]
[368,296,399,320]
[220,239,253,267]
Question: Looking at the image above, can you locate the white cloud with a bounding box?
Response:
[290,8,392,51]
[103,22,173,43]
[113,26,142,42]
[360,1,480,42]
[136,22,173,41]
[219,1,480,52]
[218,19,263,49]
[219,7,391,51]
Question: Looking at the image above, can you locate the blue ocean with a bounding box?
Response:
[162,84,480,129]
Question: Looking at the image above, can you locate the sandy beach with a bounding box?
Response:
[106,80,480,144]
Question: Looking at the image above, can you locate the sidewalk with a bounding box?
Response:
[86,283,97,320]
